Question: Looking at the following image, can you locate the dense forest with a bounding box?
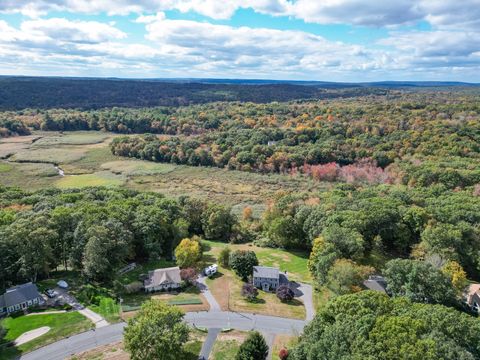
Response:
[107,93,480,189]
[0,186,235,289]
[0,77,387,110]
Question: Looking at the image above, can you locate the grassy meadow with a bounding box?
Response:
[0,131,330,207]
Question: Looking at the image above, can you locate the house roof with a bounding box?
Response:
[465,283,480,306]
[363,275,388,293]
[145,267,181,288]
[0,282,42,308]
[253,266,279,279]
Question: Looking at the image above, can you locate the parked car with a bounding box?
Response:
[57,280,69,289]
[45,289,57,298]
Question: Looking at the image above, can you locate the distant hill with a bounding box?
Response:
[0,76,477,110]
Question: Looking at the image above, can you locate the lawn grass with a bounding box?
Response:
[55,171,124,188]
[88,297,121,323]
[0,312,93,359]
[210,331,248,360]
[271,334,298,360]
[121,286,209,313]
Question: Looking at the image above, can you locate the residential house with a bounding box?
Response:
[465,284,480,312]
[363,275,388,294]
[253,266,281,291]
[144,266,182,293]
[0,282,44,315]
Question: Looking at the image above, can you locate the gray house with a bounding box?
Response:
[144,266,182,293]
[0,282,44,315]
[253,266,280,291]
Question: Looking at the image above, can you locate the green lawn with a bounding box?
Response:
[121,286,204,312]
[88,297,121,323]
[0,312,93,359]
[181,340,203,360]
[210,339,241,360]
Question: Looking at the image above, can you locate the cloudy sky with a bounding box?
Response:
[0,0,479,81]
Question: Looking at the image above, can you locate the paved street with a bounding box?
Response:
[198,328,220,359]
[21,311,307,359]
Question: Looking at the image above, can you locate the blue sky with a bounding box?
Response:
[0,1,479,82]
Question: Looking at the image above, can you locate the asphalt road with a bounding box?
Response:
[198,328,220,359]
[20,312,307,359]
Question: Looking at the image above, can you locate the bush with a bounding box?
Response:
[77,284,116,305]
[276,285,295,302]
[279,348,289,360]
[218,247,231,267]
[229,250,259,281]
[241,283,259,300]
[124,281,143,294]
[180,267,198,285]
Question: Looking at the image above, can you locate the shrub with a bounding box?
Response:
[180,267,198,285]
[218,247,231,267]
[124,281,143,294]
[241,283,259,301]
[279,348,289,360]
[276,285,295,302]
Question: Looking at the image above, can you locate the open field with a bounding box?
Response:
[0,312,93,359]
[0,131,331,206]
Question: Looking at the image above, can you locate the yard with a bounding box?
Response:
[121,286,209,316]
[209,331,248,360]
[0,312,93,359]
[205,267,306,320]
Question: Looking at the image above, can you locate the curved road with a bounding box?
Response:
[21,279,314,359]
[21,311,306,360]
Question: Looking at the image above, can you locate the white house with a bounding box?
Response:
[0,282,44,315]
[144,267,182,293]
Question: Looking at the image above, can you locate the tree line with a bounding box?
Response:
[0,186,235,289]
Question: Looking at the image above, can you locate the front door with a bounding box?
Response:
[262,282,269,292]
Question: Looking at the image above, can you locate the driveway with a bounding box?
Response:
[196,275,221,311]
[55,287,109,328]
[297,283,315,321]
